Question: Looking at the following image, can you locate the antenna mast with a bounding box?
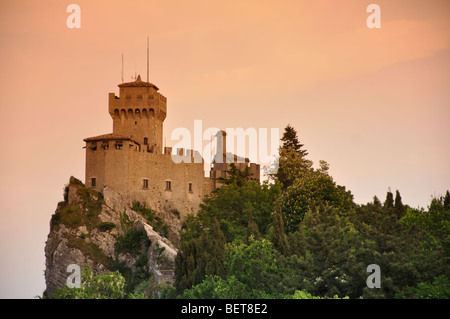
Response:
[147,36,149,82]
[121,54,124,83]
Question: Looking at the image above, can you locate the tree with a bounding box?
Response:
[275,146,313,190]
[402,194,450,257]
[225,238,279,295]
[180,275,248,299]
[384,189,394,209]
[53,266,145,299]
[175,218,226,293]
[373,195,382,207]
[444,190,450,211]
[246,215,261,242]
[274,125,312,189]
[280,124,308,157]
[395,275,450,299]
[277,169,354,233]
[215,163,252,187]
[195,180,281,241]
[270,211,289,255]
[394,190,405,218]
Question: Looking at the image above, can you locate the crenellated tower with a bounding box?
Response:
[109,75,167,153]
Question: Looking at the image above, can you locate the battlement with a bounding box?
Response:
[109,93,167,120]
[164,147,204,163]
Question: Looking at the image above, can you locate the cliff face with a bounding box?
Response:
[44,177,178,298]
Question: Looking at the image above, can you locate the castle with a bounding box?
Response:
[83,75,260,218]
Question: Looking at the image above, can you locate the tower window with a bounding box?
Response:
[91,178,96,187]
[143,179,149,189]
[115,142,123,150]
[188,183,193,193]
[144,138,148,145]
[165,181,172,191]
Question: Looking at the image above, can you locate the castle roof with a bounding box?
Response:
[83,133,139,144]
[118,75,159,90]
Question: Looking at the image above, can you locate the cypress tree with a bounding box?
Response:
[271,211,289,255]
[444,190,450,211]
[384,190,394,209]
[394,190,405,218]
[246,216,261,242]
[373,195,382,207]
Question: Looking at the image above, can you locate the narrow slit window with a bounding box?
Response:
[165,181,172,191]
[91,178,96,187]
[143,179,149,189]
[188,183,193,193]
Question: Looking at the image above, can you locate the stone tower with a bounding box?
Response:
[108,75,166,153]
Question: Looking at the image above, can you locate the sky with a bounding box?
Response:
[0,0,449,298]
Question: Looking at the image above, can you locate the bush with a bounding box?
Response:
[98,222,116,232]
[115,227,149,256]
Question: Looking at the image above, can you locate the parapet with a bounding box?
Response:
[164,147,204,164]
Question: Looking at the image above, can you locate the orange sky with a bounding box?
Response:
[0,0,449,298]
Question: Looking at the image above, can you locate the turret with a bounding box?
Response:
[108,75,167,153]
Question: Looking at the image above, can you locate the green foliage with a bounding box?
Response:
[180,275,248,299]
[384,190,394,209]
[269,211,288,255]
[63,184,70,203]
[97,222,116,232]
[402,195,450,255]
[175,218,226,293]
[175,179,282,294]
[131,201,169,238]
[225,238,278,294]
[277,169,354,233]
[50,178,104,231]
[172,124,449,299]
[171,209,181,218]
[132,201,155,223]
[54,267,127,299]
[273,125,310,189]
[113,213,152,294]
[395,275,450,299]
[193,180,282,242]
[291,290,348,299]
[274,146,313,190]
[215,162,253,187]
[115,225,150,256]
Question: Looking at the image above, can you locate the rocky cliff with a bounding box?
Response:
[44,177,179,298]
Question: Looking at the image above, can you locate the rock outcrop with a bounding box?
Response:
[44,177,178,298]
